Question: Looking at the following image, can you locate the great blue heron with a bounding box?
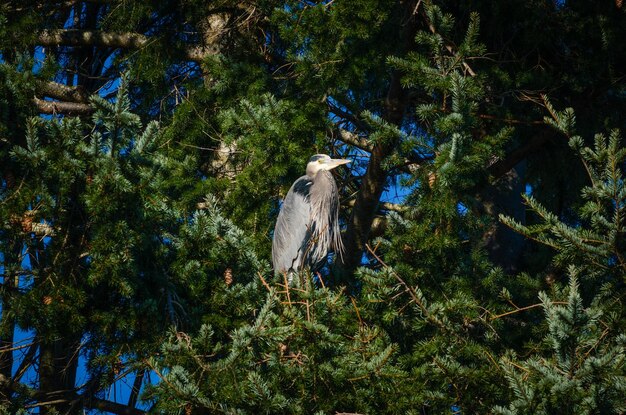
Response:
[272,154,351,277]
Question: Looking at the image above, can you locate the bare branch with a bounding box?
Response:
[334,127,432,174]
[0,372,145,415]
[37,81,90,103]
[185,44,219,62]
[365,244,433,320]
[488,129,553,179]
[335,128,372,152]
[5,0,113,13]
[345,198,407,213]
[327,100,368,131]
[489,301,568,321]
[127,370,145,409]
[38,29,149,49]
[87,397,146,415]
[22,396,146,415]
[37,29,215,62]
[33,98,94,115]
[11,343,39,384]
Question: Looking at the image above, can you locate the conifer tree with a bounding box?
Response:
[495,271,626,415]
[0,77,224,413]
[497,108,626,415]
[144,6,515,413]
[1,0,626,413]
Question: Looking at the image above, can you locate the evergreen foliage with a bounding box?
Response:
[1,0,626,414]
[146,274,408,414]
[498,107,626,414]
[495,271,626,415]
[502,109,626,282]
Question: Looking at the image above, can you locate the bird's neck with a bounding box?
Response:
[308,169,331,182]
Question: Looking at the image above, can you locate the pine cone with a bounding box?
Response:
[428,171,436,188]
[21,215,33,233]
[224,268,233,286]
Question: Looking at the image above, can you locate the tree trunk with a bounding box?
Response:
[0,237,24,404]
[479,161,527,273]
[38,337,81,415]
[338,1,417,277]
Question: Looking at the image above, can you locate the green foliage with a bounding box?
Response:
[1,81,261,408]
[5,81,175,343]
[147,275,412,414]
[380,1,513,324]
[501,122,626,282]
[497,107,626,414]
[494,271,626,415]
[274,0,398,99]
[214,94,324,243]
[143,5,522,414]
[2,0,626,413]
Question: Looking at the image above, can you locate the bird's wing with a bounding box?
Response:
[272,176,312,273]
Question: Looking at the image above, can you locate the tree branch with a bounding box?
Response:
[488,129,554,179]
[339,1,418,275]
[334,127,432,174]
[10,343,38,385]
[127,370,145,409]
[33,98,94,115]
[6,0,113,13]
[23,396,146,415]
[327,101,368,131]
[37,29,215,62]
[37,81,90,103]
[38,29,149,50]
[1,372,145,415]
[334,128,373,152]
[345,199,406,213]
[87,396,146,415]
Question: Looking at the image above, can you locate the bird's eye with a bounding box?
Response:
[318,159,323,163]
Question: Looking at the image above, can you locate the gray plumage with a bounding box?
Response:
[272,154,350,275]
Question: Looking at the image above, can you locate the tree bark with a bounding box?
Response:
[38,337,80,415]
[337,0,418,277]
[37,29,217,62]
[478,161,528,273]
[0,290,15,406]
[33,98,94,115]
[488,129,553,180]
[38,29,149,51]
[37,81,90,103]
[477,130,555,272]
[0,238,24,404]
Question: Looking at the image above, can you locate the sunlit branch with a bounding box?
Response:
[37,30,216,62]
[37,81,90,103]
[33,98,94,115]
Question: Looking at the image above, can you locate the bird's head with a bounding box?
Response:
[306,154,351,177]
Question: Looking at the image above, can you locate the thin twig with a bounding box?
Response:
[257,272,272,292]
[365,244,431,320]
[282,272,292,306]
[351,297,363,325]
[489,301,568,321]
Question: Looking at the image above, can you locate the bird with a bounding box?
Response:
[272,154,351,278]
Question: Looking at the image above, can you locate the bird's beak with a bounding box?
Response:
[325,158,351,170]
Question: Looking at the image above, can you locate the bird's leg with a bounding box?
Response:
[282,271,292,306]
[313,271,325,288]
